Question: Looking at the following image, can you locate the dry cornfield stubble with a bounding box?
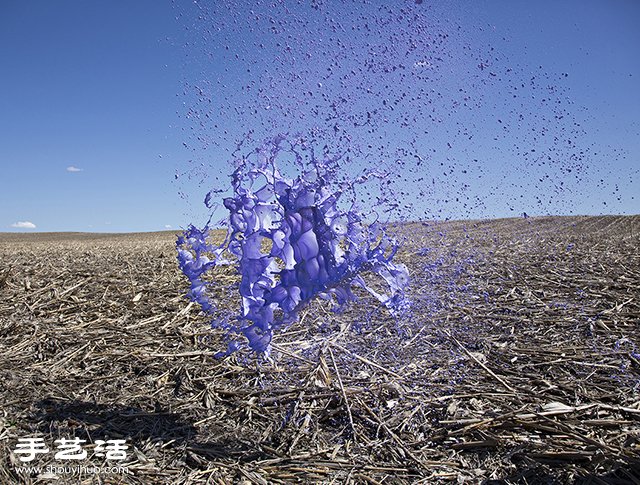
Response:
[0,215,639,484]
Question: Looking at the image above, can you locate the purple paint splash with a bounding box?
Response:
[177,136,409,356]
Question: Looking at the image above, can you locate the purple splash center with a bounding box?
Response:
[177,138,410,356]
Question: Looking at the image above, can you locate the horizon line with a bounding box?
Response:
[2,213,638,235]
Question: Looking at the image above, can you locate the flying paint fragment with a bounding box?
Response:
[177,136,410,356]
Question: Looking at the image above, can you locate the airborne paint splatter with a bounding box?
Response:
[174,1,634,355]
[175,1,630,222]
[177,135,409,355]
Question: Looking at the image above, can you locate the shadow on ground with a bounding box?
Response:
[33,398,197,444]
[31,397,271,463]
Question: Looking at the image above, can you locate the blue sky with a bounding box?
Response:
[1,1,638,232]
[1,1,182,232]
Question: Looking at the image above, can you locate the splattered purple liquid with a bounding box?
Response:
[177,135,409,355]
[174,1,634,357]
[177,1,628,221]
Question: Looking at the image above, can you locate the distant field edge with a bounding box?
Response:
[0,214,638,243]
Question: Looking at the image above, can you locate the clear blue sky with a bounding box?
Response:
[1,1,638,232]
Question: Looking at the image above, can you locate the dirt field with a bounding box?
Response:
[1,215,639,484]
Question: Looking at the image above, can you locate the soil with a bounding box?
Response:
[1,215,638,484]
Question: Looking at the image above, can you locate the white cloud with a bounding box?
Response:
[11,221,36,229]
[164,224,172,229]
[66,165,83,172]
